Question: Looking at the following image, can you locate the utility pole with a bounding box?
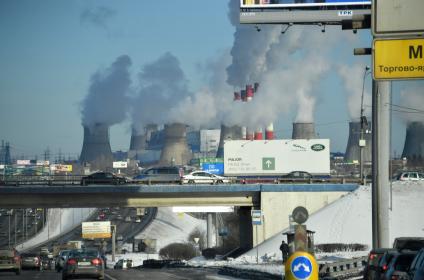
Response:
[360,66,371,184]
[371,80,391,248]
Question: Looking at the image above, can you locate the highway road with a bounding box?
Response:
[0,268,240,279]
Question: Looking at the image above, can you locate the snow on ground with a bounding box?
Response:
[134,207,207,250]
[240,181,424,262]
[16,208,95,252]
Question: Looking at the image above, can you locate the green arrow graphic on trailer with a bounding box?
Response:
[262,157,275,170]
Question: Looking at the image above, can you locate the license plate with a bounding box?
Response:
[78,261,91,266]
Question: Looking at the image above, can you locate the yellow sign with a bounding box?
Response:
[374,38,424,80]
[285,251,318,280]
[82,221,111,239]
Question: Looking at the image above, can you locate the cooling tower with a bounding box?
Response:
[129,128,147,152]
[402,122,424,160]
[292,122,316,139]
[216,124,243,158]
[159,123,192,165]
[79,123,113,170]
[344,121,372,163]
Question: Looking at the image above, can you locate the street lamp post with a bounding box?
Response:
[360,66,371,184]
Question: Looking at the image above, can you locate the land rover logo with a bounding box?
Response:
[311,144,325,151]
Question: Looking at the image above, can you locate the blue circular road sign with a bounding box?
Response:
[291,255,313,279]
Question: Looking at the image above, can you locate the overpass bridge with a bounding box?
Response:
[0,183,359,247]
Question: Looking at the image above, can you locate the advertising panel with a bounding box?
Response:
[224,139,330,176]
[202,162,224,175]
[113,161,128,168]
[50,164,73,172]
[241,0,370,8]
[373,0,424,37]
[16,160,31,165]
[82,221,111,239]
[172,206,234,213]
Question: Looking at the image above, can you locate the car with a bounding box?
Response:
[393,237,424,251]
[80,172,127,186]
[396,171,424,181]
[404,248,424,280]
[363,248,397,280]
[132,166,184,184]
[181,170,229,184]
[62,249,104,280]
[113,259,132,270]
[377,250,401,280]
[382,251,417,280]
[55,249,71,272]
[21,253,42,270]
[281,171,313,181]
[0,247,21,275]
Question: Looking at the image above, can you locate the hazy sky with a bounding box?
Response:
[0,0,422,160]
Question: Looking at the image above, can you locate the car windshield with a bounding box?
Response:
[69,249,98,258]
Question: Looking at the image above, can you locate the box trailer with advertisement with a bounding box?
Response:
[224,139,330,178]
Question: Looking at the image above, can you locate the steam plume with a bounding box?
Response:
[81,55,131,127]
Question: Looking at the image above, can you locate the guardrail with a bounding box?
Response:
[319,256,368,279]
[0,175,362,186]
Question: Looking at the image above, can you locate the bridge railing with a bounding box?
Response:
[0,175,361,186]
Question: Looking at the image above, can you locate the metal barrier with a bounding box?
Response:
[319,256,368,279]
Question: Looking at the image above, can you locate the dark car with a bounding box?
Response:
[281,171,313,182]
[382,251,417,280]
[393,237,424,251]
[55,249,71,272]
[408,248,424,280]
[363,248,397,280]
[377,250,400,280]
[133,166,184,184]
[62,249,104,280]
[81,172,127,186]
[21,253,42,270]
[0,248,21,275]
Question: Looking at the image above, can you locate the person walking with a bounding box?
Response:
[280,240,289,264]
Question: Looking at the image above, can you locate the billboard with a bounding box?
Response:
[16,160,31,166]
[113,161,128,168]
[241,0,371,8]
[50,164,73,172]
[82,221,111,239]
[373,0,424,37]
[224,139,330,176]
[202,162,224,175]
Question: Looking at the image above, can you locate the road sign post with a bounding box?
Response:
[251,210,262,264]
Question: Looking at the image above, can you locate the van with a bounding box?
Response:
[132,166,184,184]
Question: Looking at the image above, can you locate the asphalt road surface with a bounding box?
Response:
[0,268,241,280]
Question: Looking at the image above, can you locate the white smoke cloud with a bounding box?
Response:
[338,63,372,120]
[81,55,131,127]
[226,0,280,87]
[131,52,193,133]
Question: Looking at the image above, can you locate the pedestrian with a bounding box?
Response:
[280,240,289,263]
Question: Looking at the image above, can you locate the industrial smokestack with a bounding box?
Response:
[292,122,316,139]
[79,123,113,170]
[402,121,424,160]
[241,90,247,102]
[344,121,372,163]
[159,123,192,165]
[254,128,263,140]
[233,91,241,101]
[216,124,243,158]
[265,123,274,140]
[246,84,254,101]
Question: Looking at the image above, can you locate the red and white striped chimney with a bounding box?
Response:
[265,123,274,140]
[254,128,263,140]
[233,91,241,101]
[246,84,254,101]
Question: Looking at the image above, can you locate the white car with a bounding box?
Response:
[397,171,424,181]
[182,171,229,184]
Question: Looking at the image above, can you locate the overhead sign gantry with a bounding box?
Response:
[240,0,371,25]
